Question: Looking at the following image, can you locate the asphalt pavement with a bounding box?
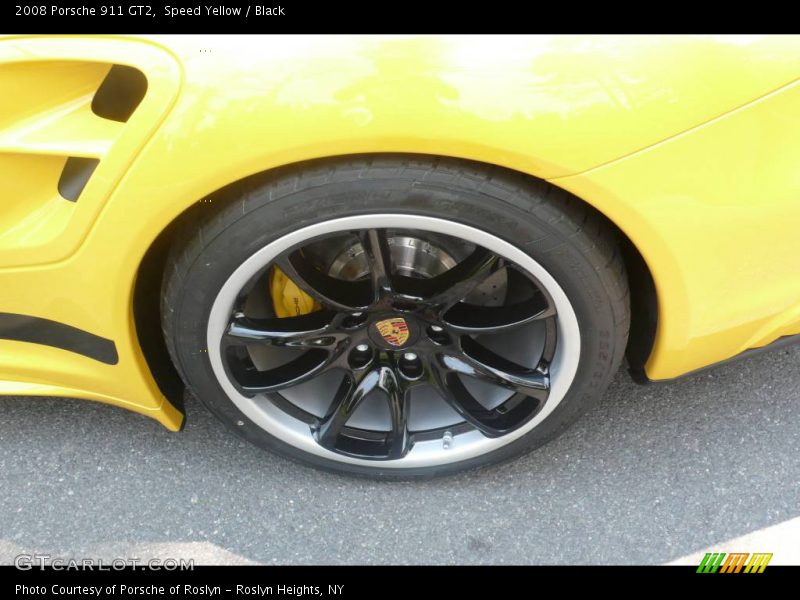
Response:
[1,344,799,565]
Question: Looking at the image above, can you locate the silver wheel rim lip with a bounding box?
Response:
[207,214,581,469]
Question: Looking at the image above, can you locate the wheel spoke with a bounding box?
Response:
[430,361,489,434]
[429,361,513,437]
[316,369,380,449]
[439,353,547,399]
[274,253,371,311]
[314,366,414,459]
[225,311,339,348]
[540,317,558,363]
[431,355,546,437]
[455,337,550,399]
[224,346,345,395]
[443,299,555,334]
[378,366,413,459]
[395,248,500,309]
[358,229,394,298]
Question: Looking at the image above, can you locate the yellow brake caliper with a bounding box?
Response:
[270,266,320,318]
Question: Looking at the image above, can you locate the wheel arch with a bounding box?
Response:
[133,153,658,408]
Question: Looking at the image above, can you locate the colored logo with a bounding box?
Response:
[696,552,773,574]
[375,318,410,347]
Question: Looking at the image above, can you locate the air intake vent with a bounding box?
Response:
[58,157,100,202]
[0,60,147,257]
[91,64,148,122]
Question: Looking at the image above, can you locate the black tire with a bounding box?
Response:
[161,156,630,478]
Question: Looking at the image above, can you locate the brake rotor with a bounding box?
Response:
[269,234,508,318]
[327,235,508,305]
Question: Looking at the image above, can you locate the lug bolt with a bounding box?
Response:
[399,350,423,380]
[348,343,373,369]
[427,325,451,345]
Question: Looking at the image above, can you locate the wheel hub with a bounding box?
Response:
[371,315,414,348]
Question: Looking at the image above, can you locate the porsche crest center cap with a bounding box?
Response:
[375,317,410,347]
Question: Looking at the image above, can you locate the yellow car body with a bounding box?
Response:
[1,34,799,431]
